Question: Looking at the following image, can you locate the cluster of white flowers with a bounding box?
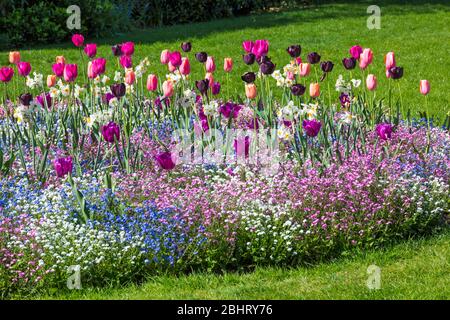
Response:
[135,57,150,79]
[335,75,361,93]
[338,111,357,124]
[84,108,114,127]
[166,71,183,84]
[25,72,43,89]
[177,89,197,108]
[203,100,219,117]
[277,100,300,121]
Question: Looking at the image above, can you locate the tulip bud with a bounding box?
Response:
[147,74,158,91]
[168,61,177,73]
[19,93,33,106]
[55,56,66,64]
[212,82,221,95]
[121,42,135,56]
[120,55,132,69]
[307,52,321,64]
[47,75,57,87]
[71,34,84,47]
[298,63,311,77]
[17,61,31,77]
[9,51,20,64]
[349,45,363,60]
[359,48,373,70]
[420,80,430,95]
[242,41,254,53]
[388,66,403,80]
[320,61,334,73]
[309,83,320,98]
[160,49,170,64]
[163,80,174,97]
[181,42,192,52]
[384,52,396,70]
[84,43,97,58]
[366,74,377,91]
[52,63,65,77]
[291,84,306,96]
[224,58,233,72]
[245,83,257,99]
[287,45,301,58]
[206,56,216,73]
[243,53,256,65]
[63,64,78,82]
[0,67,14,83]
[125,70,135,85]
[87,61,96,79]
[342,57,356,70]
[195,52,208,63]
[180,57,191,75]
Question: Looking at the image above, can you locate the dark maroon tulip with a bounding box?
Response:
[195,79,210,95]
[342,57,356,70]
[320,61,334,73]
[195,52,208,63]
[287,45,301,58]
[110,83,126,98]
[256,55,271,65]
[307,52,321,64]
[53,156,73,178]
[260,60,275,75]
[291,84,306,96]
[376,123,393,140]
[19,93,33,106]
[388,66,403,79]
[155,152,176,170]
[181,42,192,52]
[241,72,256,83]
[101,121,120,143]
[303,119,321,137]
[243,53,256,65]
[111,44,122,57]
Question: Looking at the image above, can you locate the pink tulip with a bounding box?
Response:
[63,64,78,82]
[47,75,56,87]
[146,74,158,91]
[120,55,132,69]
[121,42,135,56]
[84,43,97,58]
[160,49,170,64]
[386,68,392,78]
[162,80,174,97]
[286,71,295,81]
[92,58,106,76]
[180,57,191,75]
[169,51,182,67]
[0,67,14,82]
[242,41,254,53]
[224,58,233,72]
[299,63,311,77]
[206,56,216,73]
[168,61,177,73]
[309,83,320,98]
[52,63,65,77]
[295,57,302,65]
[359,48,373,69]
[125,70,135,85]
[87,61,96,79]
[17,61,31,77]
[366,74,377,91]
[349,45,363,60]
[385,52,396,70]
[9,51,20,64]
[71,34,84,47]
[205,73,214,88]
[252,39,269,58]
[55,56,65,64]
[420,80,430,95]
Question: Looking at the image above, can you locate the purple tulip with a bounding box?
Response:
[342,57,356,70]
[36,93,52,108]
[19,93,33,106]
[320,61,334,73]
[339,93,351,107]
[212,82,221,95]
[53,156,73,178]
[110,83,126,98]
[155,151,176,170]
[219,102,241,119]
[101,121,120,143]
[303,119,321,137]
[234,136,250,158]
[102,92,115,105]
[181,42,192,52]
[195,79,210,95]
[375,123,393,140]
[243,53,256,65]
[291,84,306,96]
[307,52,321,64]
[260,60,276,75]
[287,45,301,58]
[195,52,208,63]
[388,66,403,79]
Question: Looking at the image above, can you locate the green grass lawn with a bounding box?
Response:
[34,229,450,300]
[1,1,449,119]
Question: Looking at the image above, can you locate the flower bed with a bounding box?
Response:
[0,38,448,297]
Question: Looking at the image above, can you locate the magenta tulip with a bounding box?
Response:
[0,67,14,82]
[17,62,31,77]
[84,43,97,58]
[120,55,132,69]
[206,56,216,73]
[242,40,254,53]
[420,80,430,95]
[375,123,393,140]
[53,156,73,178]
[303,119,321,137]
[155,152,176,170]
[52,63,65,77]
[101,122,120,143]
[349,45,363,60]
[63,64,78,82]
[169,51,182,67]
[179,57,191,75]
[121,42,135,56]
[71,34,84,47]
[92,58,106,76]
[252,39,269,58]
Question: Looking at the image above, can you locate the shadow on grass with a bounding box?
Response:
[1,0,448,51]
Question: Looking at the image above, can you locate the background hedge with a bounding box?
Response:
[0,0,313,47]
